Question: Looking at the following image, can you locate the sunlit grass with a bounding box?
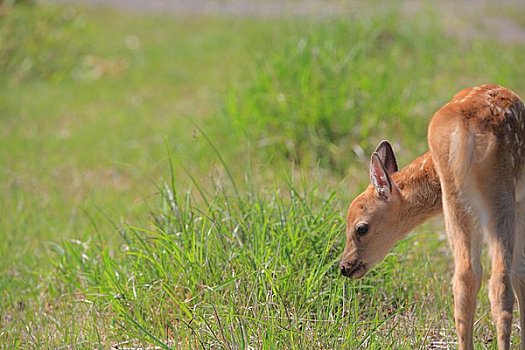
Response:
[46,158,457,348]
[1,1,525,348]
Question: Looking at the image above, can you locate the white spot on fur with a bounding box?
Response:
[420,157,428,171]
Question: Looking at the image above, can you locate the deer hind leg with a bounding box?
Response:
[485,182,516,350]
[512,203,525,350]
[440,177,483,350]
[430,115,517,348]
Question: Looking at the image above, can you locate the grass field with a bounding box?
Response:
[2,1,525,348]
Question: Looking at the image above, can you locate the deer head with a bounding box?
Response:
[339,140,405,278]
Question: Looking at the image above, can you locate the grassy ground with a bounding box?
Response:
[1,1,525,348]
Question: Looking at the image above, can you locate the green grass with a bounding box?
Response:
[1,1,525,348]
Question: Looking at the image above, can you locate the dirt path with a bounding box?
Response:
[51,0,347,17]
[51,0,525,44]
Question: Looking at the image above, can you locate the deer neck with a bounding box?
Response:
[392,151,443,231]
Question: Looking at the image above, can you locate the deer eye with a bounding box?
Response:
[356,222,369,236]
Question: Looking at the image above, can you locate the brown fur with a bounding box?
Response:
[340,84,525,350]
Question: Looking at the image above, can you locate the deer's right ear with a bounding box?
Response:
[373,140,398,175]
[370,153,393,199]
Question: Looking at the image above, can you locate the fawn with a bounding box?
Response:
[340,84,525,349]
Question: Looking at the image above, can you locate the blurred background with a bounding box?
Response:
[1,0,525,348]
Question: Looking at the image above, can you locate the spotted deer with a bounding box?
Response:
[340,84,525,349]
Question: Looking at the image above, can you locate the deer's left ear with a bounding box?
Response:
[373,140,398,175]
[370,153,393,199]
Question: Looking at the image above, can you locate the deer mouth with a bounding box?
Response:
[340,261,367,279]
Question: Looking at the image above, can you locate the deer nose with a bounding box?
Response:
[340,260,362,278]
[340,263,349,277]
